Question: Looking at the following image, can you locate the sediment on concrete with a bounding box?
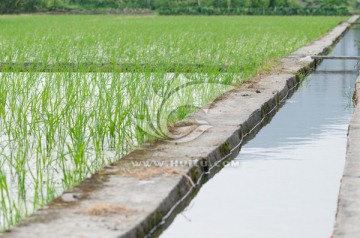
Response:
[1,16,359,238]
[333,76,360,238]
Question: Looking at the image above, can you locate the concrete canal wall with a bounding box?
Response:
[333,75,360,238]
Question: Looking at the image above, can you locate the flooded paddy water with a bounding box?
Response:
[0,71,231,229]
[160,26,360,238]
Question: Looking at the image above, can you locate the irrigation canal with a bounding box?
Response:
[158,25,360,237]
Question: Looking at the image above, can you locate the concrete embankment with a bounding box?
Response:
[333,76,360,238]
[1,16,359,238]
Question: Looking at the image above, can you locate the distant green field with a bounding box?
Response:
[0,15,347,229]
[0,15,347,75]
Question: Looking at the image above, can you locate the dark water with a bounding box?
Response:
[160,27,360,238]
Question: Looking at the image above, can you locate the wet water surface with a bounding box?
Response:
[160,27,360,238]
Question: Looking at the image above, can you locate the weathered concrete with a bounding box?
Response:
[1,16,359,238]
[333,76,360,238]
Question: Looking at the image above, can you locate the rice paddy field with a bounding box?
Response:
[0,15,347,230]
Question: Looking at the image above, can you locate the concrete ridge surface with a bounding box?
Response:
[333,75,360,238]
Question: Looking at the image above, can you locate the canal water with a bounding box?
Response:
[160,26,360,238]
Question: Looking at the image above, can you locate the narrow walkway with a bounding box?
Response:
[333,76,360,238]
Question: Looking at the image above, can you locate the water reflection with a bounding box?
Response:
[160,27,360,238]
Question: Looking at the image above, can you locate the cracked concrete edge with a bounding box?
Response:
[333,75,360,238]
[1,16,359,238]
